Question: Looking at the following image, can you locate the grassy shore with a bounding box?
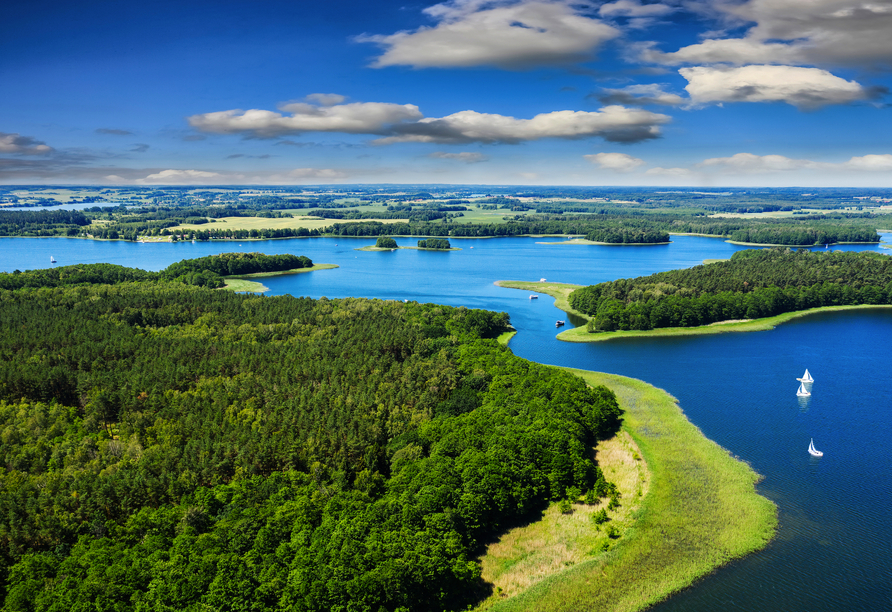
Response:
[222,263,338,292]
[498,281,892,343]
[558,304,892,343]
[494,281,586,319]
[474,369,776,612]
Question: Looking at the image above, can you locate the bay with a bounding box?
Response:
[2,234,891,611]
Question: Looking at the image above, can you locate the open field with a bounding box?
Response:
[474,369,776,612]
[475,430,648,606]
[171,215,407,233]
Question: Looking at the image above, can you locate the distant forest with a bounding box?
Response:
[0,265,622,611]
[569,248,892,332]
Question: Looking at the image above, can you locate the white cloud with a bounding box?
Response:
[288,168,349,179]
[596,83,685,106]
[0,132,53,155]
[188,99,423,138]
[135,169,226,184]
[699,153,820,173]
[584,152,646,171]
[377,105,670,144]
[642,0,892,69]
[599,0,673,18]
[359,0,620,69]
[645,166,693,176]
[681,65,870,109]
[303,93,347,106]
[428,151,489,163]
[842,154,892,171]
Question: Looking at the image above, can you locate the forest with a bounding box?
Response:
[417,238,452,250]
[0,267,623,611]
[568,248,892,332]
[0,253,311,292]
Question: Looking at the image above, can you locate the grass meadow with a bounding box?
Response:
[473,369,776,612]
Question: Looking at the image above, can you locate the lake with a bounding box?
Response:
[2,234,891,611]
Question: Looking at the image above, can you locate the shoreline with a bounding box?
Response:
[222,263,338,292]
[476,367,776,612]
[497,281,892,343]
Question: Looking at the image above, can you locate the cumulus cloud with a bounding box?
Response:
[843,154,892,171]
[288,168,350,180]
[191,97,670,145]
[681,65,872,109]
[584,152,646,171]
[95,128,133,136]
[188,98,423,138]
[135,169,225,184]
[0,132,53,155]
[304,93,347,106]
[641,0,892,69]
[428,151,489,163]
[695,152,892,178]
[358,0,620,69]
[376,105,670,144]
[699,153,821,172]
[595,83,685,106]
[645,166,693,176]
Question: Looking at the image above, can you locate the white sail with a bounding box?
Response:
[808,438,823,457]
[796,382,811,397]
[796,368,813,383]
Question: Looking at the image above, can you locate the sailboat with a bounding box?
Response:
[50,256,57,264]
[797,369,814,383]
[808,438,823,457]
[796,382,811,397]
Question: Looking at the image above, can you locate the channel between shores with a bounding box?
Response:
[487,283,778,610]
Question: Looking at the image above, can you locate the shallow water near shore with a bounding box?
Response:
[2,234,892,611]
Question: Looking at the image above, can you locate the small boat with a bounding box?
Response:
[540,278,546,282]
[529,295,538,300]
[555,320,565,327]
[808,438,823,457]
[50,256,57,264]
[797,369,814,383]
[796,382,811,397]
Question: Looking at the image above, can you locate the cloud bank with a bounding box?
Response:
[190,97,670,145]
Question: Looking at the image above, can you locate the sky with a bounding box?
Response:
[2,0,892,188]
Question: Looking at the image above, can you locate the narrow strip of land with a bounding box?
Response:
[497,280,892,343]
[222,263,338,292]
[476,369,776,612]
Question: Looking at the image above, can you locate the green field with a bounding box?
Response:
[475,369,776,612]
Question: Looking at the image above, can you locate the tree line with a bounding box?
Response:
[569,248,892,331]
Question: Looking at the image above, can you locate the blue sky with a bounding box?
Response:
[3,0,892,187]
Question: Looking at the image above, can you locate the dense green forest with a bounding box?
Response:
[584,228,669,244]
[0,253,312,292]
[0,272,622,611]
[568,248,892,332]
[417,238,452,250]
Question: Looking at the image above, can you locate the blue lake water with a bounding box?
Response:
[2,234,891,611]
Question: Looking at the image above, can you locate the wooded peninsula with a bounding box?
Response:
[0,259,633,611]
[568,248,892,333]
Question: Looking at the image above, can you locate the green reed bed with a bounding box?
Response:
[484,369,776,612]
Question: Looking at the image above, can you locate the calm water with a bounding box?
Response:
[2,234,892,611]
